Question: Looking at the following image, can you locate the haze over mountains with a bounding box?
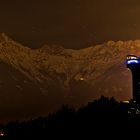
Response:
[0,33,138,123]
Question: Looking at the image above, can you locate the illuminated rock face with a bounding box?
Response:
[0,33,140,122]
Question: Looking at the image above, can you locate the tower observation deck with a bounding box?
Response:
[126,55,140,103]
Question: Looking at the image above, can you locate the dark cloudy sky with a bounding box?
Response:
[0,0,140,49]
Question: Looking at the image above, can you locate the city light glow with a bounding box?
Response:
[0,131,4,137]
[80,77,84,81]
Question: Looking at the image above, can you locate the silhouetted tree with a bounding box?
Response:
[2,96,140,139]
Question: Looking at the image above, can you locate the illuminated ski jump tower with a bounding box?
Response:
[126,55,140,103]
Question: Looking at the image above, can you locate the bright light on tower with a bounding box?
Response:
[127,60,139,64]
[126,55,139,65]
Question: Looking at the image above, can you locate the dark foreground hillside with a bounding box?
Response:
[0,96,140,139]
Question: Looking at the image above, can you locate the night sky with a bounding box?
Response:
[0,0,140,49]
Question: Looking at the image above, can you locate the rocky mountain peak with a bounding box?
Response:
[40,44,64,55]
[0,33,10,42]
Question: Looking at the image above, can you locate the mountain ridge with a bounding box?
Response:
[0,32,139,122]
[0,33,136,93]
